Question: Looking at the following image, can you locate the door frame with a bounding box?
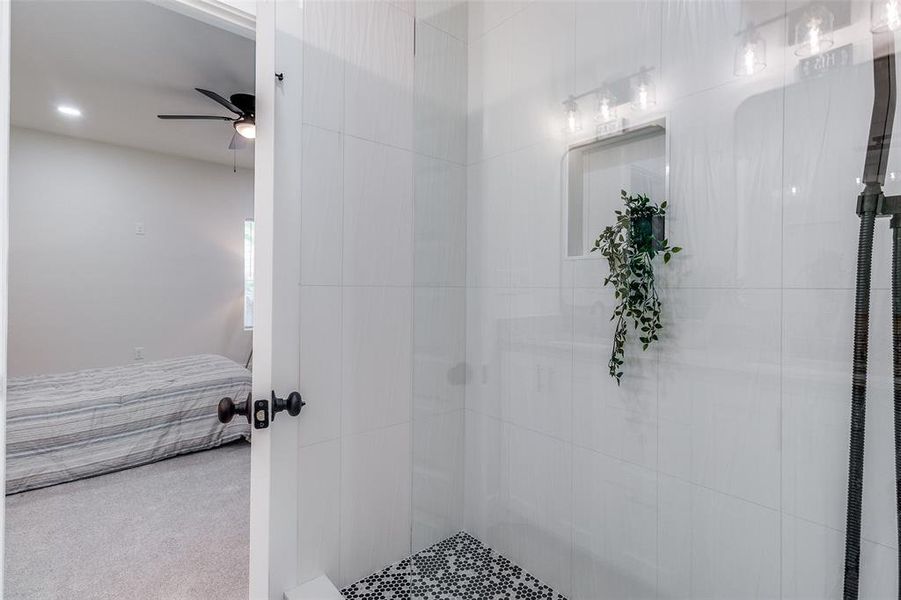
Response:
[0,1,10,595]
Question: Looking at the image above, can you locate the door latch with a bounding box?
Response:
[217,390,304,429]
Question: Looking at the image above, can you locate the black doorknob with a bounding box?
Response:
[271,390,305,421]
[218,393,252,424]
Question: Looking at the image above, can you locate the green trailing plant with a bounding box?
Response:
[590,191,681,384]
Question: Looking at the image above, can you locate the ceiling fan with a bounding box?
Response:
[158,88,255,150]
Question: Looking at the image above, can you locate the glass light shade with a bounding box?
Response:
[235,118,256,139]
[594,91,618,123]
[872,0,901,32]
[794,5,834,56]
[563,97,582,133]
[630,73,657,111]
[734,30,767,76]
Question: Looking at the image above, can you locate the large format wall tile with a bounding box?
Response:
[572,287,658,470]
[782,289,897,550]
[509,140,568,288]
[343,136,413,286]
[414,286,466,414]
[782,515,896,600]
[660,0,785,101]
[414,155,466,286]
[340,423,413,587]
[412,408,465,552]
[298,439,341,585]
[658,289,781,509]
[500,423,573,597]
[467,17,512,162]
[572,447,657,600]
[782,58,892,290]
[463,409,506,544]
[299,285,342,446]
[508,1,573,152]
[664,79,783,289]
[414,21,467,164]
[301,125,343,286]
[466,155,512,287]
[303,0,346,133]
[505,287,573,441]
[574,1,661,97]
[464,286,511,418]
[341,286,412,435]
[416,0,467,42]
[345,0,414,149]
[658,475,780,599]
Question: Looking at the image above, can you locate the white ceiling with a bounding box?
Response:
[11,1,255,169]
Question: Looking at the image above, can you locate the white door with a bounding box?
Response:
[248,3,304,600]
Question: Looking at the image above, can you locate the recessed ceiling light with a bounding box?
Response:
[56,105,82,118]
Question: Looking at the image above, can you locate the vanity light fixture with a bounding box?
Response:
[794,4,834,57]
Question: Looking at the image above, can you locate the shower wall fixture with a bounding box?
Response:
[841,24,901,600]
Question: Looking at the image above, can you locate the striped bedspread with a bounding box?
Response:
[6,354,252,495]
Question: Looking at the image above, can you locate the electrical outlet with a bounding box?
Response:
[134,347,144,360]
[135,222,145,235]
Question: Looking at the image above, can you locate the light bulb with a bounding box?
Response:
[808,19,821,54]
[744,47,756,75]
[630,72,656,111]
[735,28,766,77]
[57,105,82,118]
[872,0,901,32]
[594,90,617,124]
[235,118,256,139]
[562,97,582,133]
[888,0,901,29]
[794,5,833,57]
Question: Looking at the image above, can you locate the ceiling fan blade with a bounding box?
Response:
[195,88,243,116]
[157,114,234,120]
[229,131,249,150]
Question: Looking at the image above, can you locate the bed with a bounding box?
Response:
[6,354,252,495]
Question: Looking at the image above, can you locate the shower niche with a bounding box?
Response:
[566,119,668,257]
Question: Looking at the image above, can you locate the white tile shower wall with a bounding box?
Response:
[296,0,467,589]
[411,0,469,555]
[464,1,900,598]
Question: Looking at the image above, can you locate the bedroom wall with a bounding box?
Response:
[8,127,253,377]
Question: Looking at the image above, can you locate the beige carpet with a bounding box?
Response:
[4,441,250,600]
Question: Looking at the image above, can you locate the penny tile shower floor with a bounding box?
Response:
[341,532,568,600]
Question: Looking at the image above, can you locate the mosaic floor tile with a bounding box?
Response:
[341,531,568,600]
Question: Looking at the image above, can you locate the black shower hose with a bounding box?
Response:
[843,209,875,600]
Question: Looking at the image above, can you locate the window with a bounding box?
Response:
[244,219,254,330]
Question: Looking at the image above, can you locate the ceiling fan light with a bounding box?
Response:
[235,118,256,140]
